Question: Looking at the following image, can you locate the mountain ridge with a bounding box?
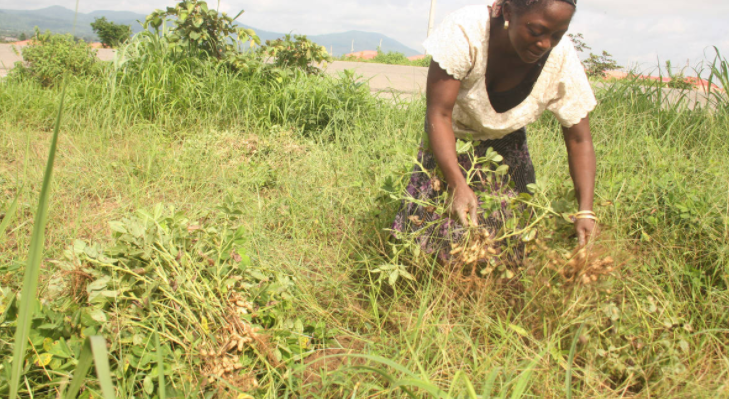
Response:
[0,6,420,56]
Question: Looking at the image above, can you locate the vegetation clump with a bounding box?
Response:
[259,34,332,74]
[9,28,98,86]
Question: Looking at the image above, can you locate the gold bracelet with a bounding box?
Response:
[574,214,598,221]
[575,210,596,216]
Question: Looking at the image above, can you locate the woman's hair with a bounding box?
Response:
[509,0,576,14]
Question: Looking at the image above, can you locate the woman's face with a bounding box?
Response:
[504,1,575,64]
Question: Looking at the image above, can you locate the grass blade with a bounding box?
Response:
[63,337,95,399]
[9,85,67,399]
[156,330,167,399]
[89,336,116,399]
[0,192,20,241]
[509,350,544,399]
[565,324,586,399]
[482,367,500,398]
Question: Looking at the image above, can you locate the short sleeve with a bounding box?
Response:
[422,9,475,80]
[546,43,597,128]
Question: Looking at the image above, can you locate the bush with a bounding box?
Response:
[259,34,332,74]
[9,29,98,86]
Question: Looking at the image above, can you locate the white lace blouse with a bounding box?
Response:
[423,5,597,140]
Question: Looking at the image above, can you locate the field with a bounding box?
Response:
[1,30,729,398]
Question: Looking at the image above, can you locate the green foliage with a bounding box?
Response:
[567,33,591,54]
[9,29,97,86]
[259,34,332,73]
[90,17,132,48]
[142,0,260,71]
[18,33,27,41]
[583,50,622,78]
[665,60,693,90]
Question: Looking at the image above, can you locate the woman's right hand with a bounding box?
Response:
[449,183,480,227]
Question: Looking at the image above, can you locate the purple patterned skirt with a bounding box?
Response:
[391,128,535,260]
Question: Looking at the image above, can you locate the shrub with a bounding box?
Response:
[9,29,98,86]
[90,17,132,48]
[259,34,332,74]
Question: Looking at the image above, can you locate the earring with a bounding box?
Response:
[504,20,510,30]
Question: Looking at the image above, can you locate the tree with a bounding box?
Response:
[583,51,622,78]
[18,32,27,41]
[90,17,132,48]
[567,33,591,54]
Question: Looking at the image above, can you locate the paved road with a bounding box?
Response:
[0,44,22,77]
[323,60,427,99]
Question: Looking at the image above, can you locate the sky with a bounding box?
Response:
[3,0,728,76]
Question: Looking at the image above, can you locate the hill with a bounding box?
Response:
[0,6,147,40]
[0,6,419,56]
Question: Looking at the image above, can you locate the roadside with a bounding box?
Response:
[0,43,713,108]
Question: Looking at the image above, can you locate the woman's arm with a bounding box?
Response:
[425,60,479,226]
[562,115,596,245]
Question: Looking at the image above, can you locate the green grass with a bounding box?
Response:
[0,38,728,398]
[338,49,432,68]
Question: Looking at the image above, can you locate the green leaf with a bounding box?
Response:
[522,228,537,242]
[388,270,399,286]
[108,221,127,234]
[508,323,529,337]
[34,353,53,367]
[49,338,73,359]
[87,276,111,293]
[143,374,154,395]
[495,164,509,175]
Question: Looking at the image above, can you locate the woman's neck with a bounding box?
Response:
[488,17,523,64]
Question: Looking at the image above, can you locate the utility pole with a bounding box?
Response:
[427,0,437,37]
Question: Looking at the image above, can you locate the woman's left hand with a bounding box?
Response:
[575,218,597,246]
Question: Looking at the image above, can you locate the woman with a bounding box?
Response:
[392,0,597,261]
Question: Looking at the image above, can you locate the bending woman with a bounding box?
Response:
[393,0,597,260]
